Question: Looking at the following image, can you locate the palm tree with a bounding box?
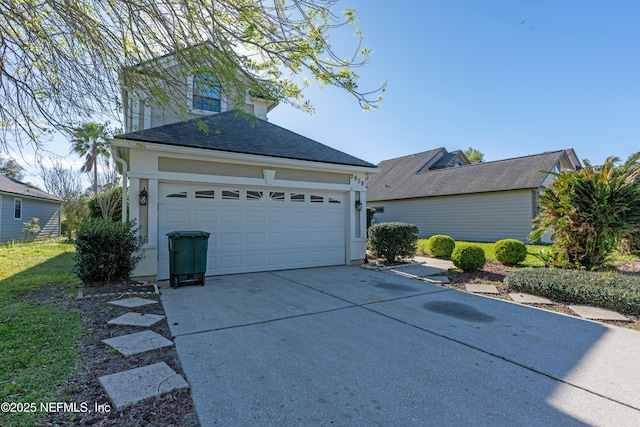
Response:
[70,123,111,195]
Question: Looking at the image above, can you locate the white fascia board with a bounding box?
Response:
[110,138,379,175]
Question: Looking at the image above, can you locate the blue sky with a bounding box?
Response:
[15,0,640,186]
[269,0,640,166]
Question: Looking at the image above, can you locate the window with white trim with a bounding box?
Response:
[14,198,22,219]
[193,74,221,112]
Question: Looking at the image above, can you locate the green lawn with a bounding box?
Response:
[0,239,83,426]
[417,239,548,267]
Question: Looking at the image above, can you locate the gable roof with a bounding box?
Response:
[367,149,573,202]
[0,174,62,202]
[118,110,375,168]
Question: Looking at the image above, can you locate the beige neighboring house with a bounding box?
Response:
[111,56,377,280]
[367,148,582,243]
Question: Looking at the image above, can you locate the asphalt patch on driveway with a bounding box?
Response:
[423,300,495,323]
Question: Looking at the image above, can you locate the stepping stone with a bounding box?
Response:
[107,297,158,308]
[568,305,630,322]
[108,312,165,327]
[509,293,555,305]
[102,330,174,356]
[465,284,500,294]
[98,362,188,410]
[391,264,447,278]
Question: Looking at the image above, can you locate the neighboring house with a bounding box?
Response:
[367,148,582,242]
[111,110,376,280]
[0,174,61,242]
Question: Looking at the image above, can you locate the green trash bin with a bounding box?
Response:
[167,231,210,288]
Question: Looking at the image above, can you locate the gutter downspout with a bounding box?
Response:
[112,148,128,223]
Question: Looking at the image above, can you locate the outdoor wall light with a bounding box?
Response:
[139,188,148,206]
[355,200,363,211]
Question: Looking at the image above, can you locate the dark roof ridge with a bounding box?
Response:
[447,149,565,169]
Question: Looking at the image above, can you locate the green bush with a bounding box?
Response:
[426,234,455,258]
[506,268,640,315]
[74,218,145,285]
[451,244,486,272]
[494,239,527,265]
[368,222,418,263]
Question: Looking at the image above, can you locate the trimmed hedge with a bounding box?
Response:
[74,218,145,285]
[451,244,486,272]
[426,235,455,258]
[506,268,640,315]
[368,222,418,263]
[494,239,527,265]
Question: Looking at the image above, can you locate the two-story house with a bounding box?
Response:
[111,54,377,280]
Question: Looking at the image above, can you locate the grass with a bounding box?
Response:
[0,239,83,426]
[417,239,548,267]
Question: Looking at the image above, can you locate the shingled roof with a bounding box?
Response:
[0,174,62,202]
[118,111,375,168]
[367,149,572,202]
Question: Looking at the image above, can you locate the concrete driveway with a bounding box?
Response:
[160,266,640,426]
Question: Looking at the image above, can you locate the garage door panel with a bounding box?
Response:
[164,209,190,224]
[194,210,215,224]
[220,232,242,246]
[158,183,347,278]
[245,232,266,246]
[221,210,243,224]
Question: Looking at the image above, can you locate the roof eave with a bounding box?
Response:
[111,138,379,175]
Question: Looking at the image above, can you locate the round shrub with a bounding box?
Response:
[494,239,528,265]
[74,218,145,285]
[368,222,418,263]
[451,244,486,272]
[426,234,455,258]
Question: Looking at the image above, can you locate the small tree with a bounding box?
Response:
[530,152,640,270]
[22,217,40,241]
[40,159,88,239]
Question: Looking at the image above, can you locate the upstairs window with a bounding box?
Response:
[193,74,221,112]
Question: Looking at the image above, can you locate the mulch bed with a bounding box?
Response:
[443,260,640,331]
[36,283,200,427]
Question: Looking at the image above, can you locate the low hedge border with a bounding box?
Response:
[505,268,640,315]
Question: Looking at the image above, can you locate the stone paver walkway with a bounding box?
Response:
[97,293,188,410]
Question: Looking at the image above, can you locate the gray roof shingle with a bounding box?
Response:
[0,174,62,202]
[367,149,568,202]
[119,111,375,168]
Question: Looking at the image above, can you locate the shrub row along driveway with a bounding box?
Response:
[160,266,640,426]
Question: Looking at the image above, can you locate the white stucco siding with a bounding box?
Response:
[370,190,536,242]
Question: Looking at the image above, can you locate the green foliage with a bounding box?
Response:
[74,218,144,285]
[426,234,455,258]
[621,226,640,256]
[530,152,640,270]
[88,186,123,221]
[22,217,41,241]
[463,147,484,163]
[451,244,486,272]
[506,268,640,315]
[366,207,376,230]
[368,222,418,263]
[494,239,527,265]
[2,0,384,150]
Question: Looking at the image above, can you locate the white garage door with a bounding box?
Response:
[158,182,347,279]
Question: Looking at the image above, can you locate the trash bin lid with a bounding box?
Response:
[167,230,211,238]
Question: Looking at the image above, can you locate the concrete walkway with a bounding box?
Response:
[160,265,640,426]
